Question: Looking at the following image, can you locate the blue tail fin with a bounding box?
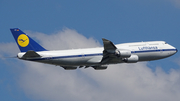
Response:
[10,28,47,52]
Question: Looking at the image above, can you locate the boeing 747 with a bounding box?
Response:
[10,28,178,70]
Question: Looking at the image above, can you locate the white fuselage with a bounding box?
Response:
[18,41,177,67]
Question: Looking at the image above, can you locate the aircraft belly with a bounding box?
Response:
[136,51,173,61]
[36,56,102,66]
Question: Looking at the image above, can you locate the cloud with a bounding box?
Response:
[0,42,19,58]
[25,28,101,50]
[169,0,180,8]
[1,28,180,101]
[18,62,180,101]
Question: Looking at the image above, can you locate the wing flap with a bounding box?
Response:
[92,65,107,70]
[62,66,77,70]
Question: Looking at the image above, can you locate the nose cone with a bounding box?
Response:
[175,48,178,54]
[171,48,178,56]
[168,44,178,56]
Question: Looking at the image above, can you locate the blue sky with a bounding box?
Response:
[1,0,180,101]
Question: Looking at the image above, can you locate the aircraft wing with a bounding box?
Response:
[101,38,119,64]
[102,38,117,50]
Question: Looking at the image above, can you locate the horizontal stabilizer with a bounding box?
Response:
[22,50,41,58]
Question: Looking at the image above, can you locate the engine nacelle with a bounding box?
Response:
[124,55,139,63]
[115,49,131,58]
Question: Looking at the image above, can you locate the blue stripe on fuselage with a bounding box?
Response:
[131,49,177,53]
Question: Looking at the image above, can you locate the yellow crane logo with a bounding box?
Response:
[17,34,29,47]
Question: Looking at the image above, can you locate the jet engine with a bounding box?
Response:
[115,49,131,58]
[123,55,139,63]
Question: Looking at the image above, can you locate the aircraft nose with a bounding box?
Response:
[175,48,178,53]
[172,48,178,55]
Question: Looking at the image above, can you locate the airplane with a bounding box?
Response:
[10,28,178,70]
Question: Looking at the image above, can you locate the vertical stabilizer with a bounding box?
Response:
[10,28,47,52]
